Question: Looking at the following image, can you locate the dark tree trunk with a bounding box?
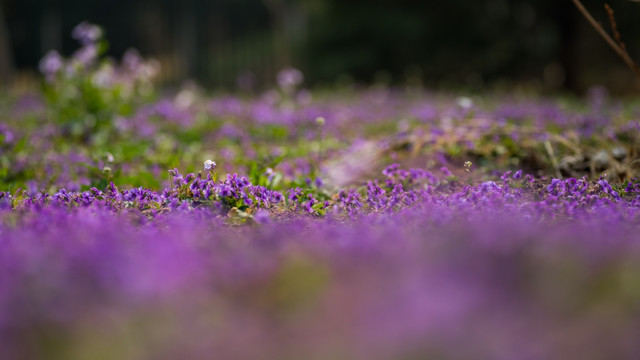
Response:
[0,0,14,87]
[176,0,198,79]
[263,0,290,70]
[40,1,62,56]
[558,0,578,92]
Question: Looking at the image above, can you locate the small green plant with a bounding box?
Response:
[39,22,159,140]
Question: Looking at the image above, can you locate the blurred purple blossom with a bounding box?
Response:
[38,50,64,81]
[71,21,103,45]
[277,67,304,90]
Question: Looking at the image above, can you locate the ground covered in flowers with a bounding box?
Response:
[3,23,640,360]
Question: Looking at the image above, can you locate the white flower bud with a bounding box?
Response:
[204,160,217,171]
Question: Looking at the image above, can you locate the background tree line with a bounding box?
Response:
[1,0,640,93]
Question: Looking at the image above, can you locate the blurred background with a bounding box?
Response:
[1,0,640,94]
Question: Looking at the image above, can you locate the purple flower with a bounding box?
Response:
[122,48,143,72]
[219,185,234,198]
[253,209,271,224]
[287,187,303,203]
[277,67,304,90]
[383,163,400,178]
[39,51,64,81]
[72,22,103,45]
[513,170,523,179]
[72,44,99,66]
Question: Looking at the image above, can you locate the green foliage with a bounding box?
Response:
[40,24,158,139]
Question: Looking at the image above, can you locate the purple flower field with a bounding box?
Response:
[3,23,640,359]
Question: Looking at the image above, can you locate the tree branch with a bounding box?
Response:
[570,0,640,81]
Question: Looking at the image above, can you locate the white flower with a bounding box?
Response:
[456,96,473,109]
[204,160,217,171]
